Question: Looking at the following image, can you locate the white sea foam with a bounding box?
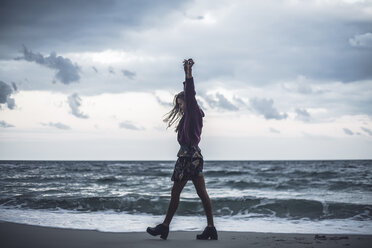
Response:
[1,207,371,234]
[202,188,372,205]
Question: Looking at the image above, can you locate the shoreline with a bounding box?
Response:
[1,221,371,248]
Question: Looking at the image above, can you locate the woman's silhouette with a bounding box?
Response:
[146,58,218,240]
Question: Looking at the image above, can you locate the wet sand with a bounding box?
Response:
[1,221,371,248]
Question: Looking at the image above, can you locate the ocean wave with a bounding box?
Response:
[1,195,371,220]
[1,160,371,228]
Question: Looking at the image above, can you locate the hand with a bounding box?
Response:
[183,58,194,73]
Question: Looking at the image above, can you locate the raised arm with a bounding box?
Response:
[183,59,199,114]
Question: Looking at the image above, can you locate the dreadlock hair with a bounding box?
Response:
[163,91,184,132]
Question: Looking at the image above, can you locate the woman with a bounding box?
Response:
[146,59,218,240]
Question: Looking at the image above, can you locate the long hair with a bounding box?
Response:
[163,91,184,132]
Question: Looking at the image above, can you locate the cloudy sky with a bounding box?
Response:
[1,0,371,160]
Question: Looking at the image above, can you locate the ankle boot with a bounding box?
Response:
[146,224,169,240]
[196,226,218,240]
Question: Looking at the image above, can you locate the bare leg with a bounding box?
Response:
[192,175,214,227]
[162,179,188,226]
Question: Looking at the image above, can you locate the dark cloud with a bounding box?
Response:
[200,8,369,83]
[250,98,287,120]
[41,122,71,130]
[361,127,372,136]
[67,93,88,119]
[119,121,144,131]
[16,45,80,84]
[0,120,14,128]
[343,128,354,135]
[203,93,239,111]
[290,25,372,82]
[122,69,136,80]
[269,127,280,133]
[0,0,192,58]
[165,3,372,84]
[1,0,371,96]
[295,108,311,122]
[0,80,15,109]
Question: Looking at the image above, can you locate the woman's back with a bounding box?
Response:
[177,76,205,147]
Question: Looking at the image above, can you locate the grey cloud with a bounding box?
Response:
[0,0,192,58]
[175,3,372,83]
[215,93,239,110]
[196,97,207,111]
[156,96,173,107]
[92,66,98,73]
[349,33,372,48]
[0,120,14,128]
[6,98,15,109]
[281,80,372,117]
[233,95,246,106]
[295,108,311,122]
[269,127,280,134]
[297,84,313,94]
[250,98,287,120]
[184,13,204,20]
[67,93,88,119]
[16,46,80,84]
[41,122,71,130]
[108,67,115,74]
[11,82,17,91]
[119,121,144,131]
[361,127,372,136]
[122,70,136,80]
[282,79,326,95]
[1,0,372,96]
[343,128,354,135]
[0,80,15,109]
[203,93,239,111]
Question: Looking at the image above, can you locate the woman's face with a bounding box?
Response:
[177,98,185,113]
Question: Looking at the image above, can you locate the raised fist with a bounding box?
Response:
[183,58,194,73]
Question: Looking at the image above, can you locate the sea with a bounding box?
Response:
[0,160,371,234]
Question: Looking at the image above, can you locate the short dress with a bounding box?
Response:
[171,145,204,182]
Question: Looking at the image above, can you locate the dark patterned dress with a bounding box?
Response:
[171,145,204,182]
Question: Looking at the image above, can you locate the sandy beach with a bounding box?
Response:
[1,221,371,248]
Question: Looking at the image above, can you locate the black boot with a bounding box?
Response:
[146,224,169,240]
[196,226,218,240]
